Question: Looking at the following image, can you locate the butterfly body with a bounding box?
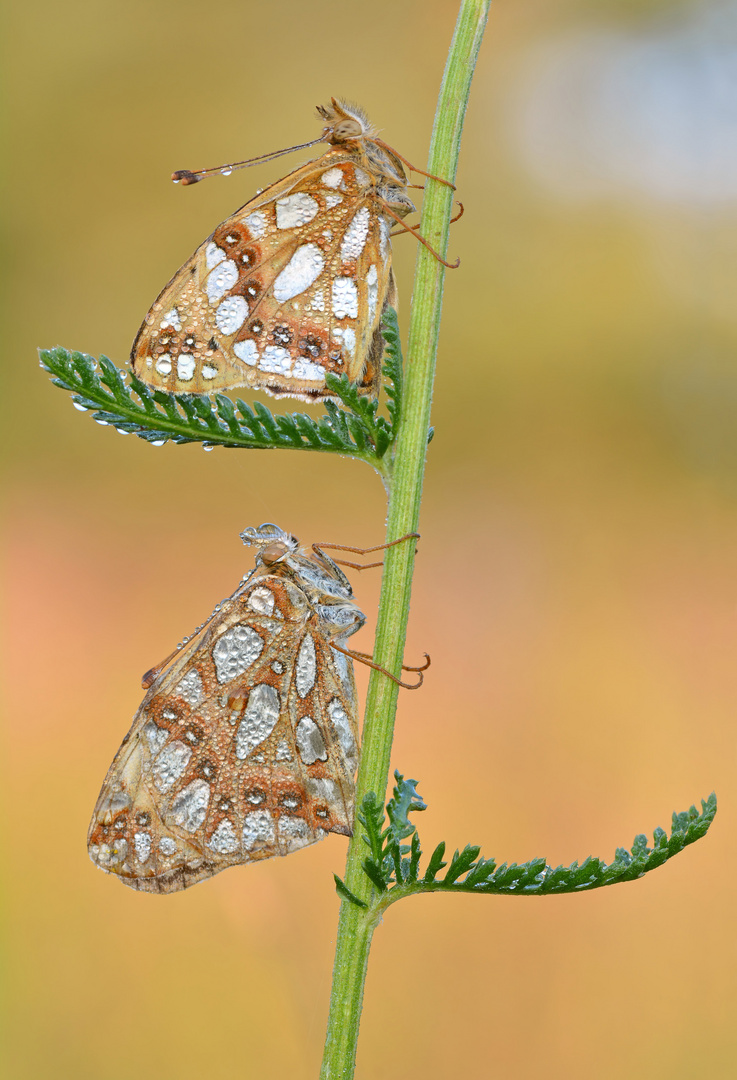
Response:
[88,525,364,893]
[131,100,415,401]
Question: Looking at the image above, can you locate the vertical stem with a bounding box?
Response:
[320,3,492,1078]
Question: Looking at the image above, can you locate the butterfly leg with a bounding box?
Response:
[331,642,427,690]
[349,648,431,673]
[372,138,456,189]
[312,532,420,570]
[380,203,460,269]
[391,201,464,237]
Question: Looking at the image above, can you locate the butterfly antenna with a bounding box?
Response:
[172,134,329,186]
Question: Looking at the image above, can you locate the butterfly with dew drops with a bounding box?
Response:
[87,524,426,893]
[130,98,456,403]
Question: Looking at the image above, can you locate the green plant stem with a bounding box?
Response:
[320,3,491,1077]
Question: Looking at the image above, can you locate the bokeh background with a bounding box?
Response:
[5,0,737,1076]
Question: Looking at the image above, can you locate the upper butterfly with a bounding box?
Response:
[130,99,417,402]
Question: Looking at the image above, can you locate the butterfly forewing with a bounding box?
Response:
[88,529,363,893]
[130,101,412,401]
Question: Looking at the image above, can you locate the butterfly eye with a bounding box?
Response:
[260,541,289,566]
[334,119,362,139]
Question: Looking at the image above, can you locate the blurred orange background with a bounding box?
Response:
[5,0,737,1076]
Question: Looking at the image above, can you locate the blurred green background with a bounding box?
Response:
[5,0,737,1076]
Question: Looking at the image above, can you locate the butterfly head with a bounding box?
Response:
[316,98,375,145]
[240,523,299,566]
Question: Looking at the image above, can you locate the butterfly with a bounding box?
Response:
[87,524,365,893]
[130,98,454,402]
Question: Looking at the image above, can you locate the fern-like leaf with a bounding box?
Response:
[40,347,384,464]
[358,783,716,908]
[39,310,406,467]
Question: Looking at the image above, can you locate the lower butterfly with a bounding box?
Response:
[88,525,365,893]
[130,98,455,402]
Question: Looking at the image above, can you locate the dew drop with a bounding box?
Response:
[203,443,214,451]
[150,440,166,447]
[73,403,89,412]
[221,167,233,177]
[95,418,109,426]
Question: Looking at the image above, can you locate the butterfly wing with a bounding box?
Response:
[87,572,359,893]
[131,149,395,401]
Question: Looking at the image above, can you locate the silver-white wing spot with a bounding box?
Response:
[248,587,275,615]
[258,345,292,374]
[342,328,356,356]
[213,625,263,683]
[206,242,226,269]
[155,354,172,375]
[321,168,344,189]
[242,810,275,851]
[366,264,378,322]
[328,697,358,771]
[293,358,326,382]
[153,740,192,793]
[175,668,203,706]
[295,716,327,764]
[144,721,168,755]
[96,788,132,823]
[245,211,267,238]
[235,684,280,759]
[208,818,239,854]
[331,648,356,705]
[276,193,319,229]
[177,354,195,381]
[168,779,211,832]
[278,815,312,852]
[234,339,259,366]
[332,277,358,319]
[296,633,316,697]
[340,207,371,261]
[90,838,127,867]
[275,737,292,762]
[160,308,182,330]
[133,832,152,863]
[306,777,340,803]
[379,218,390,258]
[273,244,325,302]
[206,259,238,304]
[215,296,248,335]
[159,837,177,856]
